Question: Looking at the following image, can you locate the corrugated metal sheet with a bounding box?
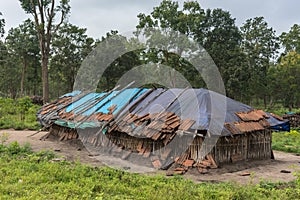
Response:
[234,122,265,133]
[235,110,268,122]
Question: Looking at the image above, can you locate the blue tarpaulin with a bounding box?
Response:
[60,90,82,98]
[65,88,148,115]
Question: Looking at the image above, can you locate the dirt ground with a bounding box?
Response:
[1,129,300,185]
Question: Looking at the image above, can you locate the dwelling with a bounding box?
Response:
[37,88,288,171]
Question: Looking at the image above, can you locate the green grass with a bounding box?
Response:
[0,142,300,199]
[272,129,300,154]
[0,97,41,130]
[248,101,300,116]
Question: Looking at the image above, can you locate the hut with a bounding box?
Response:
[37,88,289,171]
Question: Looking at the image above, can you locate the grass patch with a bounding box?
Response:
[0,97,41,130]
[272,130,300,154]
[0,142,300,199]
[249,101,300,116]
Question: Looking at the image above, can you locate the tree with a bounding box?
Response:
[0,13,16,98]
[0,12,5,38]
[5,19,40,96]
[280,24,300,54]
[136,0,206,88]
[269,52,300,110]
[240,17,279,107]
[0,11,5,66]
[199,9,247,100]
[96,31,143,90]
[136,1,246,95]
[50,23,94,96]
[268,24,300,109]
[19,0,70,103]
[0,47,21,98]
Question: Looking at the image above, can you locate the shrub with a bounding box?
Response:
[272,130,300,153]
[0,97,41,130]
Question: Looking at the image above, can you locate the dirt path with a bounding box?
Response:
[0,129,104,167]
[185,150,300,184]
[1,129,300,185]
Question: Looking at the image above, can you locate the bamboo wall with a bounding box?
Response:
[205,130,272,164]
[49,125,272,165]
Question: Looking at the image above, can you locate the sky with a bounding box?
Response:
[0,0,299,39]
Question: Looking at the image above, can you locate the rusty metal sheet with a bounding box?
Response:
[152,159,162,168]
[151,132,162,140]
[137,113,150,121]
[178,119,196,131]
[255,110,269,118]
[166,117,180,125]
[169,121,180,129]
[224,123,240,135]
[122,113,132,122]
[147,120,164,130]
[101,114,113,121]
[166,112,175,119]
[182,159,194,167]
[259,119,270,127]
[107,104,117,114]
[166,114,179,122]
[234,122,265,133]
[157,112,169,120]
[235,110,268,122]
[127,115,138,123]
[163,134,173,145]
[149,113,160,119]
[144,127,154,137]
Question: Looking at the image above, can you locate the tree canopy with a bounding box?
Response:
[0,12,5,38]
[18,0,70,103]
[0,0,299,111]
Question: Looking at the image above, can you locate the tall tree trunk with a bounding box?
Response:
[263,95,267,109]
[57,77,61,97]
[268,96,274,109]
[41,54,49,103]
[33,64,37,95]
[10,80,17,99]
[20,57,27,97]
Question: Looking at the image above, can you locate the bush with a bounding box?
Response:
[272,130,300,154]
[0,97,41,130]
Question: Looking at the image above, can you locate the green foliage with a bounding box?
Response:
[18,0,71,103]
[50,23,95,96]
[0,142,299,199]
[0,97,41,130]
[5,18,40,97]
[0,11,4,37]
[272,130,300,154]
[280,24,300,54]
[271,52,300,109]
[0,0,298,111]
[0,132,8,144]
[0,141,32,157]
[251,102,300,116]
[136,0,208,89]
[240,16,279,108]
[202,8,246,99]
